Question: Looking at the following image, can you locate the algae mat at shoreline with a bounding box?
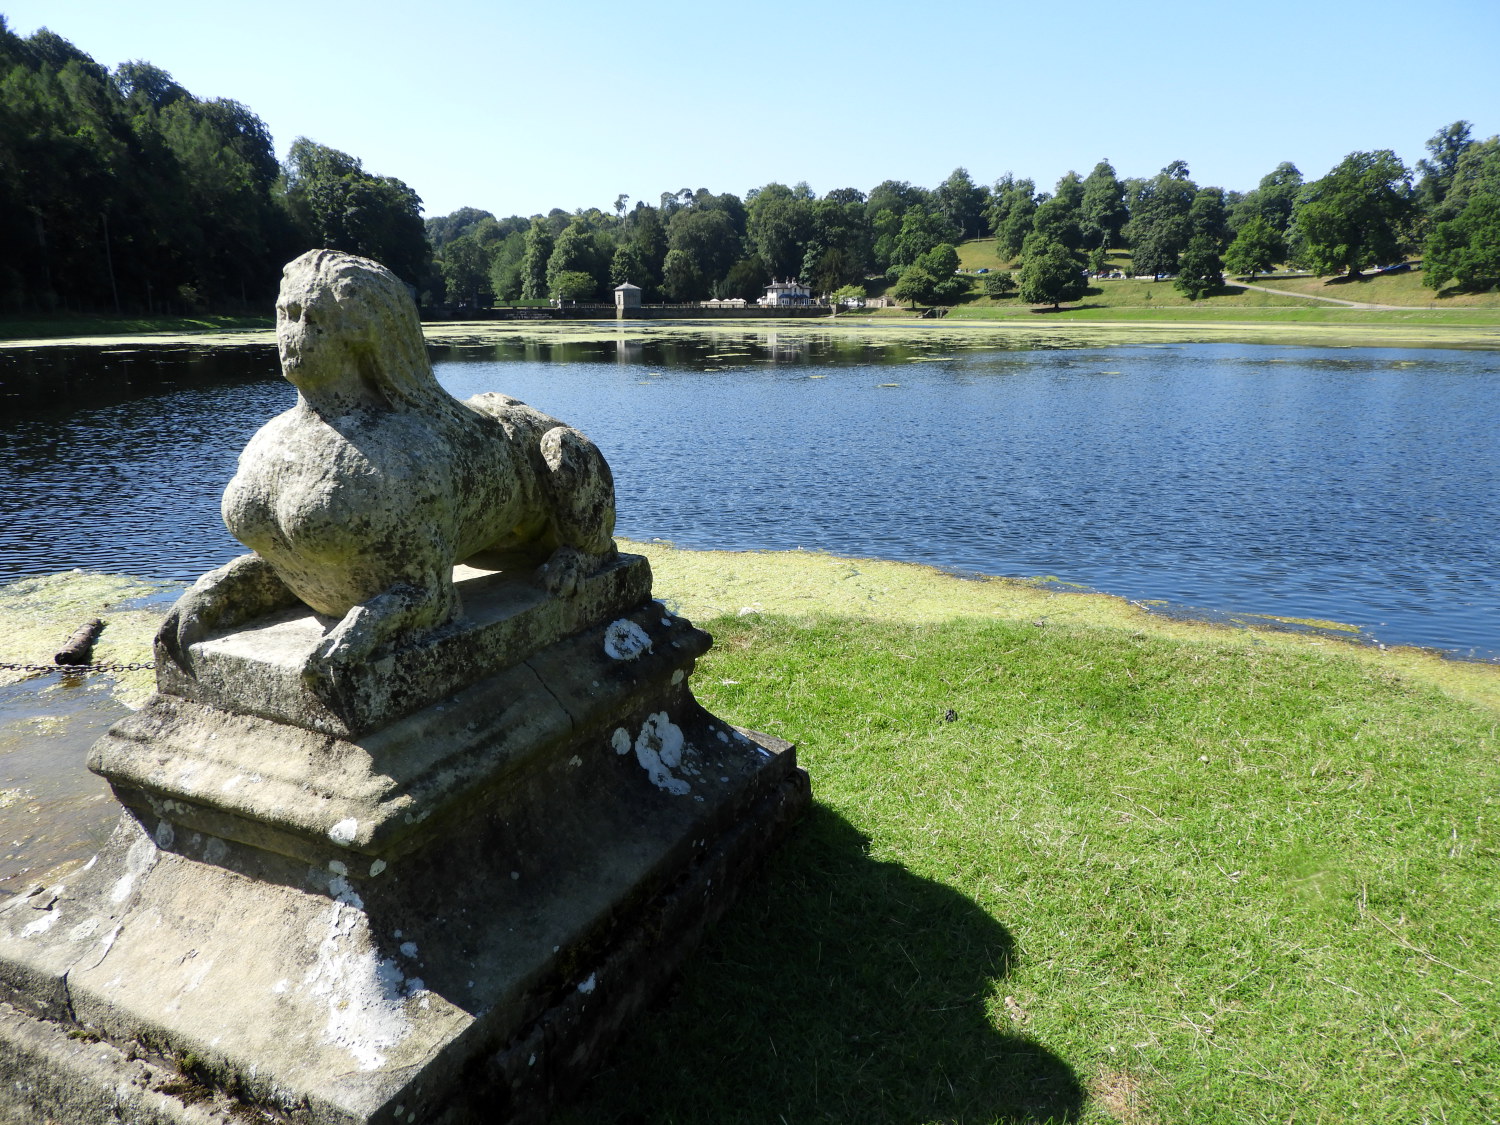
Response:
[2,547,1495,715]
[625,541,1500,714]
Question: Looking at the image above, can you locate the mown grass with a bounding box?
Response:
[1252,271,1500,309]
[954,278,1300,313]
[941,303,1500,330]
[0,312,273,341]
[958,238,1011,271]
[560,554,1499,1124]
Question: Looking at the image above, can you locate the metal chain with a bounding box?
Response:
[0,660,154,676]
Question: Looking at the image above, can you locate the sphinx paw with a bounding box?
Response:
[305,605,377,689]
[535,546,591,598]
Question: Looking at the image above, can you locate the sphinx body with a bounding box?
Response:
[159,249,616,677]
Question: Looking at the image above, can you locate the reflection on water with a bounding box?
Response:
[1,330,1497,659]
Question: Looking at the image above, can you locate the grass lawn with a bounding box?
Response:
[959,238,1013,272]
[557,544,1500,1125]
[941,303,1500,329]
[1248,271,1500,309]
[0,312,273,341]
[956,278,1300,314]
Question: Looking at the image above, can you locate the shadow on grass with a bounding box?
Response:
[555,803,1083,1125]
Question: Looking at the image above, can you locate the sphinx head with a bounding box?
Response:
[276,250,437,411]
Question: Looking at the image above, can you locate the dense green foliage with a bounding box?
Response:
[1173,235,1224,300]
[6,16,1496,315]
[0,19,427,315]
[1288,150,1414,277]
[1223,216,1285,278]
[1018,241,1087,307]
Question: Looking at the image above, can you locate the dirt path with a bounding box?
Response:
[1229,278,1404,310]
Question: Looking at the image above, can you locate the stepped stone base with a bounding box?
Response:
[0,558,808,1123]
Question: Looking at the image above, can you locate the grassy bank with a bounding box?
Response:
[557,543,1499,1125]
[943,303,1500,327]
[3,549,1496,1121]
[1249,270,1500,309]
[0,312,273,342]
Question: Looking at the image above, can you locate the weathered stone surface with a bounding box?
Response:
[159,248,618,687]
[0,702,802,1123]
[95,577,712,864]
[154,554,654,738]
[0,248,810,1124]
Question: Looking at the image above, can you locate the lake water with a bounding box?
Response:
[1,328,1497,660]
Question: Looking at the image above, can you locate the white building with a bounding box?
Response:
[757,279,812,307]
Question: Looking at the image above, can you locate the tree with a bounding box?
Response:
[1188,187,1229,249]
[913,243,967,304]
[610,242,649,289]
[933,167,989,240]
[666,207,740,287]
[891,266,937,308]
[721,255,770,301]
[982,272,1017,297]
[520,217,553,299]
[112,59,187,110]
[551,270,595,301]
[1018,242,1086,308]
[1029,192,1083,253]
[1443,136,1500,214]
[426,207,495,250]
[866,179,926,219]
[800,197,871,293]
[660,248,707,301]
[869,207,904,272]
[282,138,429,283]
[830,282,864,313]
[891,205,959,269]
[1173,235,1223,300]
[746,182,815,277]
[487,230,528,301]
[627,203,669,287]
[1222,217,1285,278]
[1080,160,1127,249]
[1422,193,1500,292]
[1416,120,1473,216]
[996,198,1037,260]
[1123,162,1197,278]
[987,175,1037,259]
[439,232,493,307]
[1291,150,1414,277]
[546,219,608,298]
[1230,162,1303,234]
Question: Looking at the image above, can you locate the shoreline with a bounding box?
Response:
[2,309,1498,350]
[4,543,1494,714]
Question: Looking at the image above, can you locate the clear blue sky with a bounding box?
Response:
[6,1,1497,220]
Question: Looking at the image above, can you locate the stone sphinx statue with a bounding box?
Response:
[0,249,808,1125]
[159,248,617,680]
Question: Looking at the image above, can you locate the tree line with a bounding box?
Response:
[3,17,1496,319]
[432,131,1499,311]
[0,18,426,316]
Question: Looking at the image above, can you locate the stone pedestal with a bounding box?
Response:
[0,554,808,1124]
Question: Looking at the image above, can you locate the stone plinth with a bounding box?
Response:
[0,556,808,1124]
